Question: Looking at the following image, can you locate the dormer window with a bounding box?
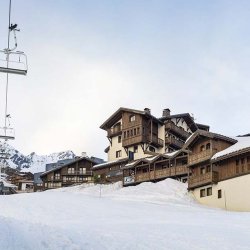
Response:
[129,115,136,122]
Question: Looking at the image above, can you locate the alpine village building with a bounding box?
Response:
[39,106,250,211]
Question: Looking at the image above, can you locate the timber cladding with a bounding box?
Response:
[41,157,96,190]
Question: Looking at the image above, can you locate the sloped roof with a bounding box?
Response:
[92,158,128,169]
[100,107,162,130]
[40,156,99,177]
[212,137,250,162]
[183,130,237,149]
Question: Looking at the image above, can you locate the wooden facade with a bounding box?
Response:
[185,131,237,190]
[123,151,189,186]
[41,157,97,190]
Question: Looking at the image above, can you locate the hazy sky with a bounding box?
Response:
[0,0,250,159]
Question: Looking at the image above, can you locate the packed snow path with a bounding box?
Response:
[0,179,250,250]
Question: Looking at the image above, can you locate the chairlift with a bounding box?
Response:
[0,127,15,140]
[0,50,28,75]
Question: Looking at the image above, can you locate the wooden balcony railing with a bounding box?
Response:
[107,126,122,137]
[165,122,190,139]
[188,149,217,166]
[188,171,219,189]
[165,136,184,149]
[147,134,164,147]
[130,165,188,184]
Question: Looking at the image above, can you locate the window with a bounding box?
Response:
[200,189,206,198]
[137,127,140,135]
[129,115,136,122]
[206,143,211,150]
[206,165,211,173]
[116,150,122,158]
[68,167,75,174]
[218,189,222,199]
[131,129,133,136]
[118,136,122,143]
[200,167,206,175]
[79,168,86,174]
[134,128,136,136]
[200,145,205,152]
[123,131,126,139]
[55,173,60,180]
[207,187,212,196]
[134,145,138,153]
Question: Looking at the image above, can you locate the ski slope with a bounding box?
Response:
[0,179,250,250]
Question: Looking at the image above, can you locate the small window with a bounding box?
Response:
[131,129,133,136]
[218,189,222,199]
[116,150,122,158]
[123,132,126,139]
[200,189,206,198]
[206,165,211,173]
[68,167,75,174]
[206,143,211,150]
[207,187,212,196]
[134,145,138,153]
[137,127,140,135]
[200,145,205,152]
[118,136,122,143]
[134,128,136,136]
[129,115,136,122]
[200,167,206,175]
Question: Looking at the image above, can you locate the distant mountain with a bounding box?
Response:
[0,142,76,174]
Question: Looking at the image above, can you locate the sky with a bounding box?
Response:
[0,0,250,159]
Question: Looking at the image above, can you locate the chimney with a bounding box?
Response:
[81,152,87,157]
[162,108,171,117]
[144,108,151,114]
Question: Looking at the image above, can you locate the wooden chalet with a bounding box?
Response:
[98,107,209,184]
[40,157,99,190]
[183,130,250,211]
[183,130,237,190]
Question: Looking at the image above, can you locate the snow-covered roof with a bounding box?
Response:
[212,137,250,162]
[92,158,128,169]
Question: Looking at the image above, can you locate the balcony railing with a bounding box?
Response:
[107,126,122,137]
[188,171,219,189]
[125,166,188,185]
[147,135,164,147]
[165,136,184,149]
[188,149,217,166]
[165,122,190,139]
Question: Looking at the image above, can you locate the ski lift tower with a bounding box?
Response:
[0,0,28,172]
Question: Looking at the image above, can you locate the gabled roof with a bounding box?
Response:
[92,158,128,170]
[212,137,250,162]
[159,113,209,132]
[100,107,162,130]
[40,157,99,177]
[183,130,237,149]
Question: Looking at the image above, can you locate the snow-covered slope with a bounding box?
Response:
[0,179,250,250]
[0,142,75,173]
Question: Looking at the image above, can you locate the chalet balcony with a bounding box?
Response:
[165,136,184,149]
[126,165,188,185]
[107,126,122,137]
[147,135,164,147]
[165,122,190,139]
[188,171,219,189]
[188,149,217,166]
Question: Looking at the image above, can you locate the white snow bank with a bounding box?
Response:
[1,179,250,250]
[212,136,250,160]
[52,178,194,205]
